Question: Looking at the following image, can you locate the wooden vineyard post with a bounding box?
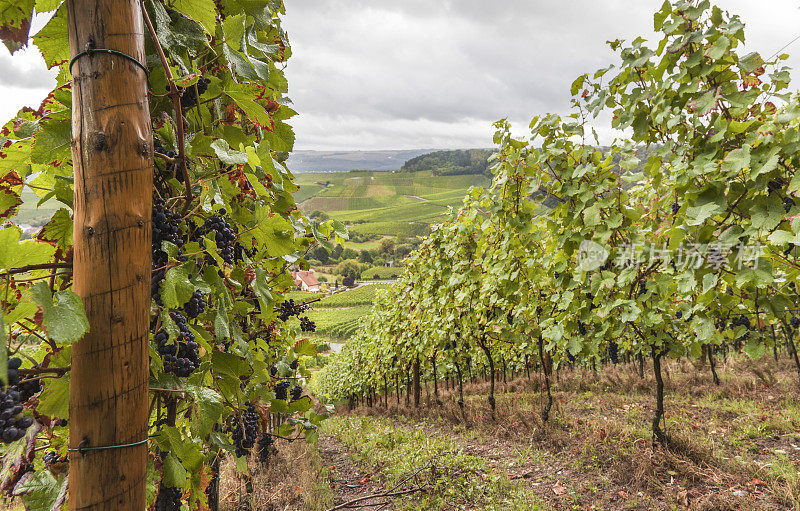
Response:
[67,0,152,508]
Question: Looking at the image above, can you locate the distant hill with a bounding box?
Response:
[287,150,435,172]
[401,149,494,176]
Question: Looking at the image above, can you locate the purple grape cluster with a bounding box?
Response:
[184,290,206,319]
[176,77,210,109]
[299,316,316,332]
[202,214,238,264]
[278,299,308,322]
[274,380,290,401]
[1,358,35,444]
[154,484,182,511]
[230,403,260,457]
[153,138,177,178]
[290,384,302,402]
[152,199,185,303]
[257,433,274,463]
[154,312,200,377]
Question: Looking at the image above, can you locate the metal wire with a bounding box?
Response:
[69,48,149,76]
[68,434,158,454]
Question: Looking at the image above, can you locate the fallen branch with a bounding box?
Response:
[329,462,434,511]
[326,487,425,511]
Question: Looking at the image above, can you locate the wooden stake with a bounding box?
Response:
[67,0,151,508]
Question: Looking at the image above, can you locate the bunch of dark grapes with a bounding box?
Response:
[784,195,796,213]
[278,299,308,322]
[299,316,316,332]
[230,403,260,458]
[257,433,274,463]
[274,380,290,401]
[608,340,619,364]
[184,290,206,318]
[791,316,800,330]
[201,213,241,264]
[1,358,35,444]
[173,77,210,110]
[731,315,752,330]
[152,199,185,302]
[154,484,183,511]
[153,138,177,178]
[43,451,63,465]
[154,312,200,377]
[289,359,298,371]
[578,322,587,336]
[290,385,303,402]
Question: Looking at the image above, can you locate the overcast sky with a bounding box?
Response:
[2,1,800,150]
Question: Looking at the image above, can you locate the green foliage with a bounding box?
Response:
[0,1,345,507]
[312,0,800,435]
[401,149,494,176]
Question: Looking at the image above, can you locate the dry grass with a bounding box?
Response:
[219,439,333,511]
[340,356,800,509]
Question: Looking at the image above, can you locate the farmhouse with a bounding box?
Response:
[291,270,321,292]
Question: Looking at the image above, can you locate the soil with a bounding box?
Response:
[319,436,394,510]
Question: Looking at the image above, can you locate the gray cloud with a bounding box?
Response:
[0,2,799,150]
[284,0,800,150]
[0,50,55,87]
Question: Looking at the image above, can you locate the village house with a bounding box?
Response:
[291,270,321,292]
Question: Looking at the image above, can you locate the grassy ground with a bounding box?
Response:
[346,357,800,510]
[222,355,800,510]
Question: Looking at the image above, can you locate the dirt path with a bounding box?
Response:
[318,436,394,510]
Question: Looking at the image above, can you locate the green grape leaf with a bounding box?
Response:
[31,118,71,165]
[171,0,216,35]
[36,374,69,419]
[743,336,766,360]
[211,139,248,165]
[31,4,67,69]
[161,262,195,309]
[15,471,65,511]
[162,452,187,488]
[0,0,33,54]
[224,87,272,127]
[0,227,56,272]
[0,187,22,220]
[750,195,784,231]
[31,282,89,344]
[251,207,295,257]
[37,207,72,250]
[187,385,223,438]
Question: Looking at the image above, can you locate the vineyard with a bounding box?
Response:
[2,0,800,510]
[310,1,800,509]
